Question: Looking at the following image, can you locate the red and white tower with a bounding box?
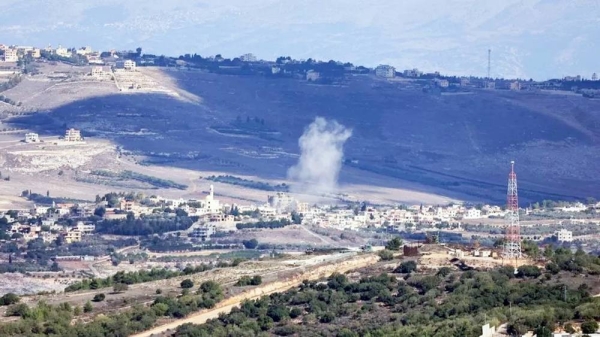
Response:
[503,161,521,259]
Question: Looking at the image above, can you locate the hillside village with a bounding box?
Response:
[2,43,600,97]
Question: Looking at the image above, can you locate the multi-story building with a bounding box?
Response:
[91,66,104,78]
[63,229,82,243]
[25,133,40,143]
[403,68,422,77]
[3,48,18,62]
[555,229,573,242]
[64,128,82,142]
[190,223,216,241]
[375,65,395,78]
[509,81,521,91]
[116,60,136,71]
[240,53,257,62]
[55,46,71,58]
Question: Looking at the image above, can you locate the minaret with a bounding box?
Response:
[209,185,214,200]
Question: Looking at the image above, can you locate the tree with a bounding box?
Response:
[92,293,105,302]
[516,265,541,279]
[94,207,106,217]
[113,283,129,293]
[73,306,82,316]
[83,301,93,313]
[180,279,194,289]
[0,293,20,306]
[243,239,259,249]
[394,260,417,274]
[385,237,403,251]
[581,320,599,333]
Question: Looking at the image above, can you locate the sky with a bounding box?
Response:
[0,0,598,80]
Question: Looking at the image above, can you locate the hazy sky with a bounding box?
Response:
[0,0,598,80]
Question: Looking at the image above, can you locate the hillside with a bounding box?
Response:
[1,1,599,79]
[4,65,600,203]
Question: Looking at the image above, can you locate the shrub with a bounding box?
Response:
[83,301,93,313]
[0,293,20,306]
[378,250,394,261]
[319,311,336,323]
[582,320,599,333]
[394,261,417,274]
[290,307,303,319]
[243,239,259,249]
[385,237,403,251]
[93,293,106,302]
[113,283,128,293]
[517,265,541,279]
[180,279,194,289]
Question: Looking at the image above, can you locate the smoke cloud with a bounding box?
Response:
[287,117,352,196]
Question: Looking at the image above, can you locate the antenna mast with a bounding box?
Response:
[503,161,521,261]
[487,49,491,79]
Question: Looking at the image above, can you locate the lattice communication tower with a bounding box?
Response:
[503,161,521,259]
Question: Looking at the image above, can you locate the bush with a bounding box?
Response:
[0,293,20,306]
[180,279,194,289]
[83,301,93,313]
[92,293,106,302]
[385,237,403,251]
[517,265,542,279]
[394,261,417,274]
[6,303,29,317]
[243,239,259,249]
[113,283,129,293]
[156,289,162,294]
[290,307,303,319]
[582,320,599,334]
[319,311,336,323]
[235,275,263,286]
[378,250,394,261]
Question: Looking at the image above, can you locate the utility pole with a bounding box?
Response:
[487,49,491,79]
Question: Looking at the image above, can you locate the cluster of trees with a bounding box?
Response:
[0,280,224,336]
[65,264,214,292]
[0,75,21,93]
[170,260,600,337]
[236,219,292,230]
[95,212,196,235]
[205,175,288,192]
[235,275,262,286]
[90,170,187,190]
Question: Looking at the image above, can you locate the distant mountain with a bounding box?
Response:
[0,0,598,80]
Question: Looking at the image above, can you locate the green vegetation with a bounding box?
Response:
[236,219,292,230]
[95,212,196,235]
[377,249,394,261]
[180,279,194,289]
[90,170,187,190]
[0,293,20,306]
[385,237,403,251]
[65,265,213,292]
[92,293,105,302]
[205,175,288,192]
[235,275,262,286]
[242,239,259,249]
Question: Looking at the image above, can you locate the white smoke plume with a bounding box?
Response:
[287,117,352,196]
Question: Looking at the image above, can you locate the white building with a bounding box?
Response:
[268,192,296,213]
[3,48,18,62]
[306,70,320,81]
[55,46,71,58]
[240,53,257,62]
[555,229,573,242]
[25,133,40,143]
[91,66,104,78]
[76,47,93,56]
[64,128,82,142]
[463,208,482,219]
[190,223,216,241]
[116,60,136,71]
[375,65,395,78]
